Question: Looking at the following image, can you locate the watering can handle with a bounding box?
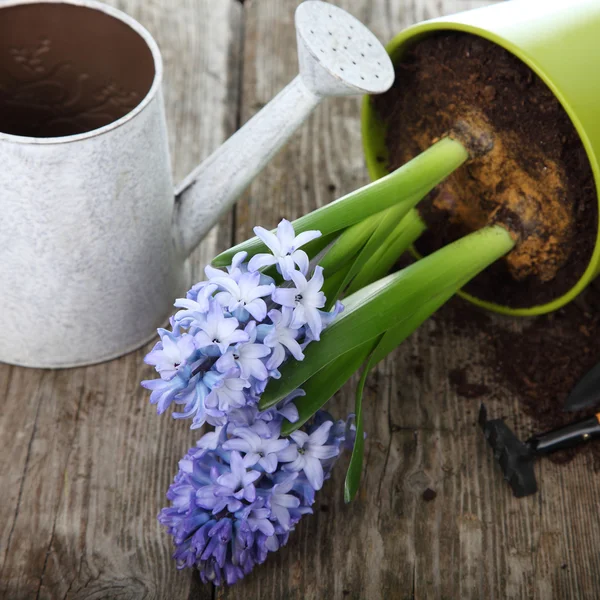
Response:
[173,75,321,258]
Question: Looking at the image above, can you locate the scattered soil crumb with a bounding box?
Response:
[449,367,490,399]
[422,488,437,502]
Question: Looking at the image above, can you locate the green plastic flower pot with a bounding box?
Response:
[362,0,600,316]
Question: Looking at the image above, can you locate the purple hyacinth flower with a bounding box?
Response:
[247,506,275,536]
[272,266,326,340]
[216,451,261,504]
[197,484,239,515]
[262,308,304,370]
[200,518,233,569]
[234,498,275,537]
[267,473,301,531]
[303,300,345,349]
[193,299,249,356]
[204,250,248,283]
[248,219,321,280]
[196,425,226,450]
[274,389,304,424]
[174,283,217,325]
[216,341,270,381]
[142,370,197,416]
[222,426,293,473]
[224,405,262,428]
[158,411,350,586]
[172,378,210,429]
[284,420,339,490]
[213,270,274,322]
[144,330,197,381]
[204,368,251,415]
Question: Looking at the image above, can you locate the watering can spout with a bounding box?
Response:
[172,1,394,258]
[172,77,321,257]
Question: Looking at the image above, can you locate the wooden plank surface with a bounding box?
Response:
[1,0,600,599]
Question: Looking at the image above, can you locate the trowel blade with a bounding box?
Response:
[564,361,600,412]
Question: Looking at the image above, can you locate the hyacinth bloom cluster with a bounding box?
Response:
[143,219,352,585]
[159,413,353,585]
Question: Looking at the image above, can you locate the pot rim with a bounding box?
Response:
[0,0,164,146]
[362,20,600,317]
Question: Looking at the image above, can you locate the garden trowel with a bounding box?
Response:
[478,403,600,497]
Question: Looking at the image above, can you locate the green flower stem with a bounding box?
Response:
[323,201,416,310]
[346,209,426,295]
[259,225,515,411]
[280,338,379,435]
[212,137,469,267]
[321,261,353,303]
[318,213,381,276]
[344,358,371,502]
[343,256,493,502]
[300,231,338,261]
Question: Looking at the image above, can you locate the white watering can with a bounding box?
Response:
[0,0,394,368]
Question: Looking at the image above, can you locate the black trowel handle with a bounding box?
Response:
[527,414,600,454]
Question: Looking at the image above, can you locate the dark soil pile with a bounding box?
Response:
[492,290,600,465]
[437,280,600,467]
[374,32,597,308]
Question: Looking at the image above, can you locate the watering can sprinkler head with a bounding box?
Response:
[173,1,394,258]
[294,1,395,98]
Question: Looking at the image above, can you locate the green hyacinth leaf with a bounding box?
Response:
[325,201,415,308]
[301,231,338,261]
[344,276,469,503]
[280,339,376,436]
[285,278,463,441]
[344,226,515,501]
[346,210,426,295]
[258,226,514,411]
[318,214,380,278]
[344,356,372,503]
[321,262,353,309]
[213,138,468,267]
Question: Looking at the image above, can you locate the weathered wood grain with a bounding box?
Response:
[2,0,600,599]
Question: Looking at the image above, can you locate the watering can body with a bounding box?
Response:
[0,86,186,368]
[0,0,394,367]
